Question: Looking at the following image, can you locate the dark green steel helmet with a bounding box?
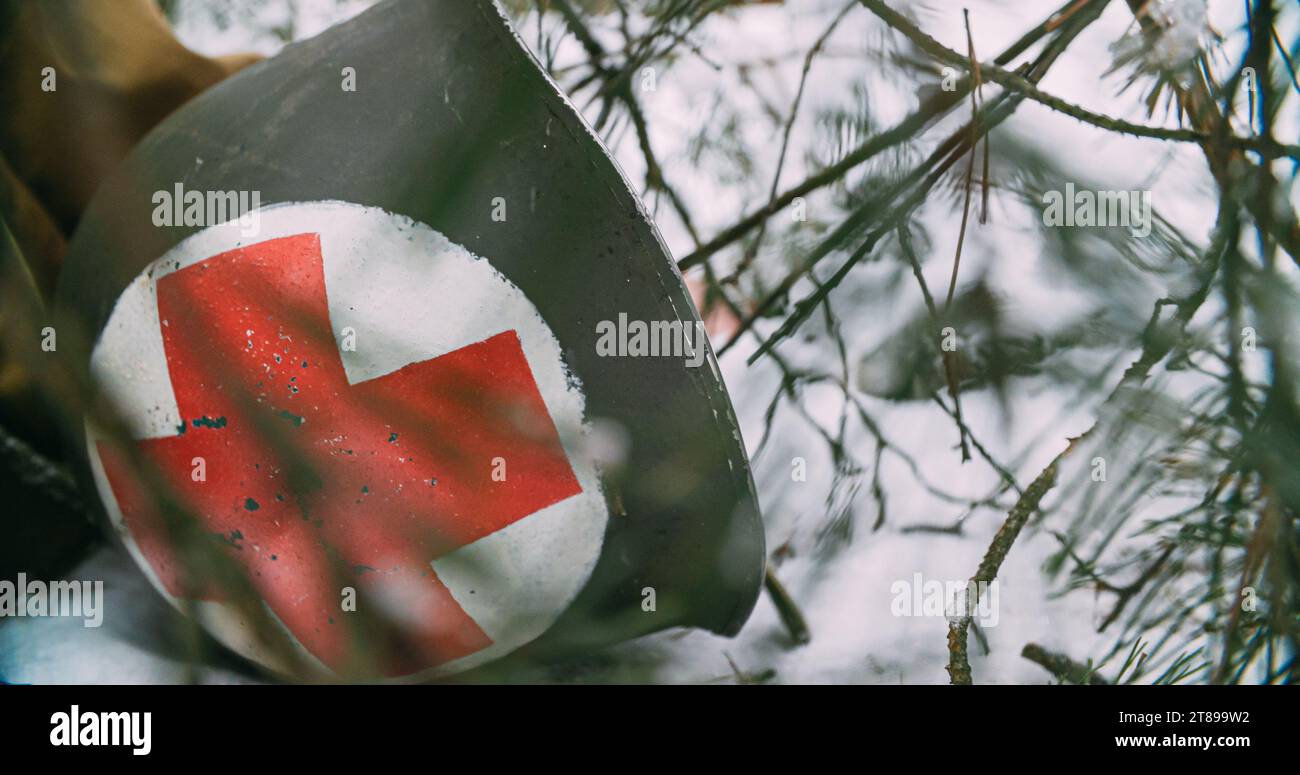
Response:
[55,0,763,680]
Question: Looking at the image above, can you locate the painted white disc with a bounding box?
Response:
[85,201,608,679]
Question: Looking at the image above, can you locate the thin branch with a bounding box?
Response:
[676,0,1105,272]
[723,0,858,285]
[1022,642,1111,684]
[856,0,1240,144]
[552,0,703,245]
[735,0,1113,362]
[1121,0,1300,265]
[765,566,812,645]
[946,206,1227,683]
[947,437,1076,684]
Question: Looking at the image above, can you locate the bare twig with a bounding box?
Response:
[765,565,812,645]
[1022,642,1110,684]
[947,438,1076,684]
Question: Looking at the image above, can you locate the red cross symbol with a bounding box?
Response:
[97,233,583,675]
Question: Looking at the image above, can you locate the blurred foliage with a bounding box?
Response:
[525,0,1299,684]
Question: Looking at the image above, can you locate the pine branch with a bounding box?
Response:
[1021,642,1110,684]
[1120,0,1300,266]
[676,0,1105,272]
[945,202,1228,683]
[738,0,1111,363]
[855,0,1263,146]
[947,441,1073,684]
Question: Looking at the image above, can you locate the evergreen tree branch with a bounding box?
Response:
[855,0,1294,153]
[739,0,1111,363]
[1022,642,1111,684]
[946,199,1228,683]
[677,0,1108,272]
